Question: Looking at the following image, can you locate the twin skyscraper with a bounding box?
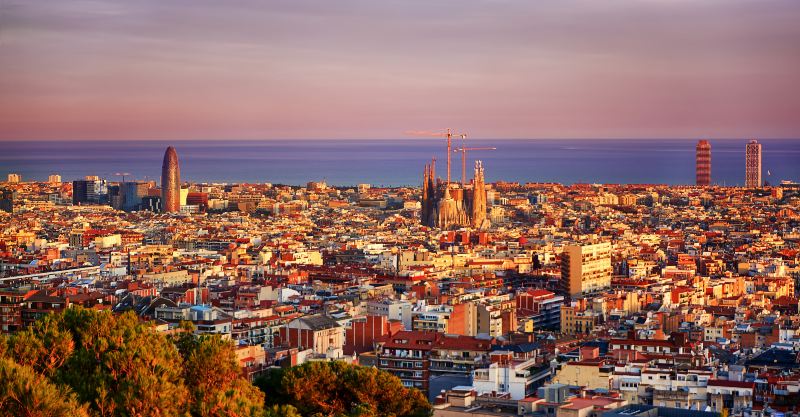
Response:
[695,139,762,187]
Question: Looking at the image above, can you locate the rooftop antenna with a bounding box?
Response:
[114,172,131,183]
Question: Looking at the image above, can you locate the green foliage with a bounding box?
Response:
[8,313,74,377]
[55,308,190,417]
[264,404,302,417]
[0,334,7,359]
[179,334,265,417]
[6,307,432,417]
[7,307,189,417]
[0,357,90,417]
[257,361,432,417]
[254,367,287,405]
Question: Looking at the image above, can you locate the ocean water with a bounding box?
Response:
[1,139,798,187]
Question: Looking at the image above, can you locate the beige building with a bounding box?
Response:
[560,242,612,296]
[560,305,597,335]
[552,361,613,390]
[280,315,344,357]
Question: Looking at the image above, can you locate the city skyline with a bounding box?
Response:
[1,138,796,187]
[2,0,800,140]
[2,2,800,416]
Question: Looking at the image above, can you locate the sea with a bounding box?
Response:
[1,139,798,187]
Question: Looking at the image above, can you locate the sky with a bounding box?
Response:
[1,0,799,140]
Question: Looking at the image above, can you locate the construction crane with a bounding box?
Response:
[406,128,466,185]
[453,146,496,186]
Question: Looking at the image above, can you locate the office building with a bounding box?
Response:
[560,242,612,297]
[72,179,108,205]
[108,185,123,210]
[6,174,21,183]
[47,174,61,184]
[121,182,150,212]
[161,146,181,213]
[0,188,13,213]
[695,140,711,186]
[141,196,161,212]
[516,289,564,331]
[186,192,209,211]
[745,140,762,188]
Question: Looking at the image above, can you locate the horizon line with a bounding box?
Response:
[1,137,797,142]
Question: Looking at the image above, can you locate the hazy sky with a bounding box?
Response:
[1,0,799,140]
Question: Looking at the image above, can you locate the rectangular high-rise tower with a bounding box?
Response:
[72,179,108,205]
[696,140,711,186]
[560,242,612,297]
[745,140,762,188]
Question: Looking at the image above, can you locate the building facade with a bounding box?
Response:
[161,146,181,213]
[696,140,711,186]
[745,140,762,188]
[560,242,613,297]
[421,160,489,230]
[376,330,436,393]
[72,179,108,205]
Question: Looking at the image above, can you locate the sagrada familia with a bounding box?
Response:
[420,159,489,230]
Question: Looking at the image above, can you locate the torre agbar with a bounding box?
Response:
[161,146,181,213]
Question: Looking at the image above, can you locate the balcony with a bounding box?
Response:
[428,362,481,373]
[429,354,486,364]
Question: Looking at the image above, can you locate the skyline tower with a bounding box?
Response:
[745,140,762,188]
[696,140,711,186]
[161,146,181,213]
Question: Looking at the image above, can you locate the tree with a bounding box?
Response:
[55,307,190,417]
[264,404,302,417]
[253,367,287,406]
[179,334,265,417]
[0,334,7,359]
[270,361,431,417]
[8,313,74,377]
[0,358,90,417]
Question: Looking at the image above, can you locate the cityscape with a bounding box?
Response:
[1,1,800,417]
[1,135,799,417]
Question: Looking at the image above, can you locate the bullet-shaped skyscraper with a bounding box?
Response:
[161,146,181,213]
[745,140,762,188]
[696,140,711,186]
